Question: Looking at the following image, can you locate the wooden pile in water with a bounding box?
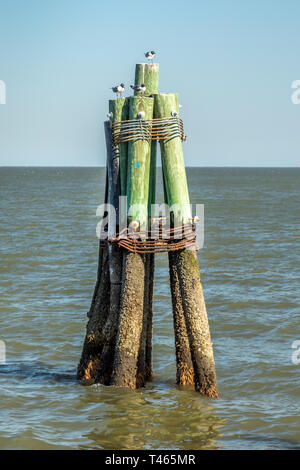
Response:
[77,62,218,397]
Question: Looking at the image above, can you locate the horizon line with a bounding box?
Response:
[1,165,299,169]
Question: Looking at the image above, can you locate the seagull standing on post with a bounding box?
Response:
[111,83,125,98]
[145,51,156,63]
[130,83,146,94]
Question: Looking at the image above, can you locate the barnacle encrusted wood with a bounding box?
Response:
[77,62,218,397]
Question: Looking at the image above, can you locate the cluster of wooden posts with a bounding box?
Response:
[77,63,219,397]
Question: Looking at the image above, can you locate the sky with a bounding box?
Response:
[0,0,300,167]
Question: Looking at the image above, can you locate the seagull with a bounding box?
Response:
[111,83,125,98]
[129,220,139,231]
[130,83,146,94]
[145,51,156,63]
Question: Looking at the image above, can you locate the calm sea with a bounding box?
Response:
[0,167,299,450]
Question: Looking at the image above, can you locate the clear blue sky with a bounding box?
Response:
[0,0,300,166]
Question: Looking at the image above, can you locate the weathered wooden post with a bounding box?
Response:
[78,100,128,384]
[134,63,159,384]
[144,143,157,382]
[134,63,159,97]
[95,120,123,385]
[110,95,154,388]
[76,139,111,383]
[169,250,195,387]
[154,93,219,397]
[109,98,129,196]
[77,59,219,397]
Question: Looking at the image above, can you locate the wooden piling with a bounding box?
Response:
[134,63,159,96]
[109,98,129,196]
[145,142,157,381]
[126,96,154,230]
[77,162,110,383]
[110,251,145,388]
[168,250,194,386]
[78,61,218,397]
[154,93,191,224]
[95,121,123,385]
[173,249,218,397]
[134,63,159,383]
[90,167,108,312]
[76,248,110,382]
[110,96,154,388]
[154,93,218,397]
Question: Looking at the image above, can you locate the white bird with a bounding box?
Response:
[130,220,139,231]
[189,216,200,225]
[107,112,113,120]
[137,111,145,119]
[130,83,146,94]
[145,51,156,63]
[111,83,125,98]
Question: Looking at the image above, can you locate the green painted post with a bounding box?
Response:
[154,93,218,397]
[110,96,154,389]
[132,61,159,384]
[145,142,157,381]
[134,63,159,96]
[137,141,157,386]
[154,93,191,225]
[109,98,129,196]
[126,96,154,230]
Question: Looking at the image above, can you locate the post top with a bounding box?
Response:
[136,63,159,66]
[155,92,177,96]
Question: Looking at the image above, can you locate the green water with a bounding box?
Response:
[0,167,299,449]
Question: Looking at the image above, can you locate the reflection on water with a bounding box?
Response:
[81,385,224,450]
[0,167,299,449]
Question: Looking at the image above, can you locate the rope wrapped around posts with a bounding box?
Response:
[112,116,186,145]
[100,224,197,254]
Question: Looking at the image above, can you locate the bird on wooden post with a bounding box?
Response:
[145,51,156,63]
[111,83,125,98]
[130,84,146,95]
